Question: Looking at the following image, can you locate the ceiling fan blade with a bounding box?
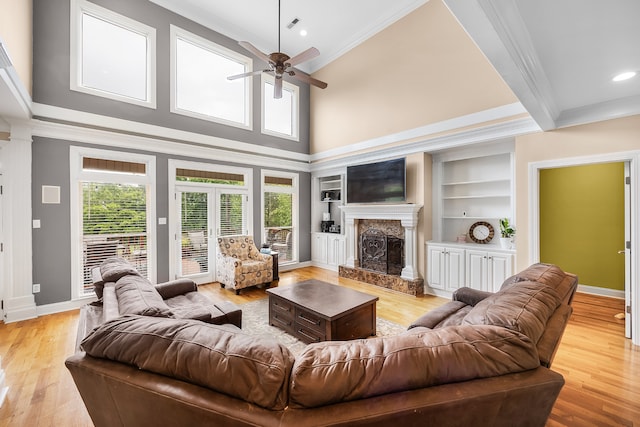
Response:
[288,69,328,89]
[286,47,320,67]
[238,41,272,64]
[227,69,267,81]
[274,77,283,99]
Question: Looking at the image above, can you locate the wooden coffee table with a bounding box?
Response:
[266,280,379,344]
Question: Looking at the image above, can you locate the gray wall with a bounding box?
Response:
[32,0,311,154]
[31,137,311,305]
[31,0,314,306]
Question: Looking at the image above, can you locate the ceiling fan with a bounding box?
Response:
[227,0,328,99]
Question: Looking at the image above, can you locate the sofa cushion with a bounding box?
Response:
[408,301,469,329]
[289,325,539,409]
[502,263,576,304]
[115,275,172,317]
[80,315,294,410]
[463,280,561,343]
[100,257,140,283]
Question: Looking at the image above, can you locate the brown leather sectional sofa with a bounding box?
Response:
[66,262,577,427]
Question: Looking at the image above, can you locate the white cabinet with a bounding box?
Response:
[466,249,513,292]
[327,233,346,267]
[312,232,345,271]
[427,244,465,293]
[312,232,328,264]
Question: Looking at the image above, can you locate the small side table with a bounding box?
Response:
[270,251,279,281]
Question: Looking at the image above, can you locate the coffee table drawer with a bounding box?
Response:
[270,297,294,318]
[270,311,294,334]
[295,307,326,333]
[295,324,325,343]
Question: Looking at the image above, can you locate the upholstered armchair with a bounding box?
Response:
[216,235,273,294]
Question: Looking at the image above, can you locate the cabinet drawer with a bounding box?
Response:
[295,307,326,333]
[270,297,294,319]
[295,324,324,344]
[270,312,294,334]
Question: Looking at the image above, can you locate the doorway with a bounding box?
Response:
[531,153,638,345]
[175,186,249,284]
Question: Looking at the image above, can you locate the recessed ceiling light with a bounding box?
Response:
[612,71,637,82]
[299,29,307,37]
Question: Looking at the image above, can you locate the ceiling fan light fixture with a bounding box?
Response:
[227,0,327,97]
[612,71,636,82]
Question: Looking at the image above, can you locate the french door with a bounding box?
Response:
[176,186,248,284]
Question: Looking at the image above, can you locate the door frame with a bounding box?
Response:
[167,159,254,282]
[529,151,639,346]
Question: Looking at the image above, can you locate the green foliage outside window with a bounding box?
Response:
[83,183,146,234]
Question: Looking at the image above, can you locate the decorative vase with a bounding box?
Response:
[499,237,512,249]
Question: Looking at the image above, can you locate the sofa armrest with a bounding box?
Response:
[453,287,493,306]
[155,279,198,300]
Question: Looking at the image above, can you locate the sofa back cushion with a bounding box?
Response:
[463,280,561,343]
[501,263,577,304]
[289,325,539,409]
[115,275,172,317]
[100,257,140,282]
[80,316,294,410]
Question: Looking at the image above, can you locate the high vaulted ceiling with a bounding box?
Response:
[153,0,640,131]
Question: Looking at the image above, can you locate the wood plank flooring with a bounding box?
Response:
[0,266,638,426]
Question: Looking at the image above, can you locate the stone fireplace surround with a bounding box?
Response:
[339,204,423,296]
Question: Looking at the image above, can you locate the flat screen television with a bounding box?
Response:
[346,158,406,204]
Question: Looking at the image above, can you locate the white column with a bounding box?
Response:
[401,218,419,280]
[2,122,36,322]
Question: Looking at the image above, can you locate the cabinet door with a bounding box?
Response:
[327,235,345,266]
[311,233,328,264]
[466,250,489,291]
[487,252,513,292]
[427,245,446,290]
[446,248,466,291]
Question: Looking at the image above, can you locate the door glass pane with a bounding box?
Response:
[218,193,246,236]
[82,182,147,294]
[264,192,293,261]
[181,192,209,276]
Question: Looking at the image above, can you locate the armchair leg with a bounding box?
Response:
[235,289,241,295]
[220,283,226,289]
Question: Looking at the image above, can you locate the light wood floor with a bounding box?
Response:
[0,266,638,426]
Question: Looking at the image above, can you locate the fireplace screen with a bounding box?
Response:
[360,229,404,275]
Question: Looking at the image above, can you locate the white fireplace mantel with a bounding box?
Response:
[340,204,423,280]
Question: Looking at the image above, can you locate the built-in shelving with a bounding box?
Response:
[432,143,514,244]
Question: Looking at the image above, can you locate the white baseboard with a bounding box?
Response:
[280,261,312,272]
[35,297,97,318]
[577,284,625,299]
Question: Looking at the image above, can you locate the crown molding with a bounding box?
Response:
[310,102,531,165]
[31,103,310,165]
[311,114,539,173]
[30,117,311,173]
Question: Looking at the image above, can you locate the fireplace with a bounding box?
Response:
[360,229,404,275]
[339,204,423,296]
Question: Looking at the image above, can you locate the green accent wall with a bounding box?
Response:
[540,163,624,290]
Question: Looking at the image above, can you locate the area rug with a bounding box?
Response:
[239,298,407,356]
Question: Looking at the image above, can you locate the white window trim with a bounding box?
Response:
[170,25,253,130]
[167,159,254,280]
[70,146,157,300]
[261,169,299,263]
[261,74,300,141]
[70,0,157,108]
